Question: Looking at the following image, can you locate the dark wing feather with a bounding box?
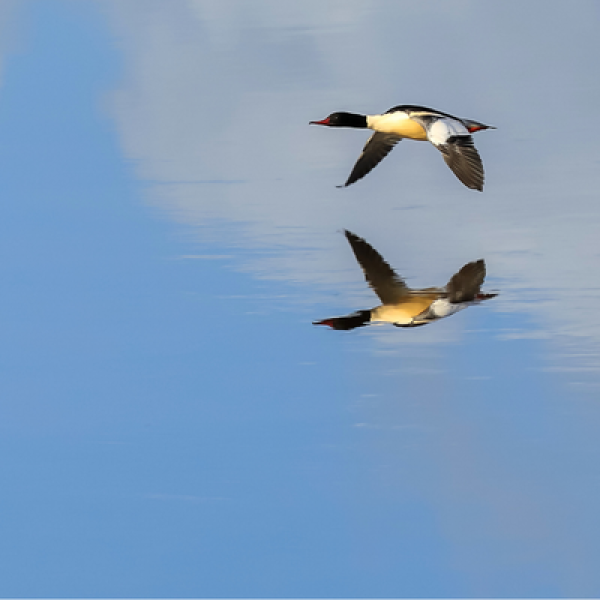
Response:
[344,230,408,304]
[340,132,402,187]
[446,260,486,303]
[437,135,485,191]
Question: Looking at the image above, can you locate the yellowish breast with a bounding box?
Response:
[366,113,428,141]
[371,297,435,324]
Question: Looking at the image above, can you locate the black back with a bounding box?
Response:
[385,105,460,120]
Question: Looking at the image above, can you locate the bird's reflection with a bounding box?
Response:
[314,231,497,331]
[310,105,494,190]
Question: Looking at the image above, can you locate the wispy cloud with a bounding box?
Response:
[103,1,600,359]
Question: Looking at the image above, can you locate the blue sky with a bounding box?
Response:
[1,1,600,597]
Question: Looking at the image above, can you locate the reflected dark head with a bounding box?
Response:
[313,310,371,331]
[309,112,368,128]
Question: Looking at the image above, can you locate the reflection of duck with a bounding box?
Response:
[310,105,494,190]
[314,230,497,331]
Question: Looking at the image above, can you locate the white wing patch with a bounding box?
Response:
[426,117,469,146]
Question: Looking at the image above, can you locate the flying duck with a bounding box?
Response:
[314,230,497,330]
[310,105,494,190]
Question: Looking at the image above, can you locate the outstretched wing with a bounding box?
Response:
[437,135,485,191]
[344,230,408,304]
[446,259,486,303]
[411,115,485,191]
[340,132,403,187]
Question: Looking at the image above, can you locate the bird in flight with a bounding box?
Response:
[314,230,497,331]
[310,105,494,191]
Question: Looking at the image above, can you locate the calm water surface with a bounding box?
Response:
[1,1,600,596]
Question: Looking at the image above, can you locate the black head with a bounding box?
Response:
[309,112,367,128]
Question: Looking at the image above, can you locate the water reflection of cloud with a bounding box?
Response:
[103,0,600,370]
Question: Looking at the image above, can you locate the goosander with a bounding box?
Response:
[310,105,494,191]
[313,230,497,331]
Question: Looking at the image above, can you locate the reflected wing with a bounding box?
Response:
[412,115,485,191]
[340,132,402,187]
[446,260,486,303]
[344,230,408,304]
